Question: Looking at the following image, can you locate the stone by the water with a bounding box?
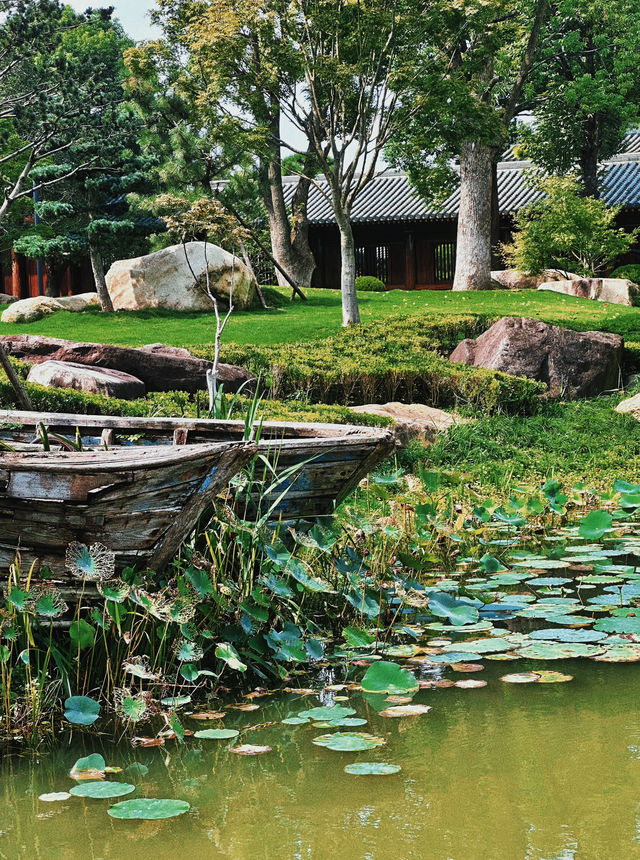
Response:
[349,402,465,445]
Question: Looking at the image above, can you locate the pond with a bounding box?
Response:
[2,659,640,860]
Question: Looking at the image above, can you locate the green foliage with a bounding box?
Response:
[611,265,640,284]
[502,176,638,276]
[356,276,386,292]
[208,314,544,412]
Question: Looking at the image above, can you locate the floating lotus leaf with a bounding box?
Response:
[229,744,272,755]
[517,642,604,659]
[70,781,135,799]
[514,559,570,570]
[425,652,483,663]
[64,695,100,726]
[313,732,386,751]
[194,729,239,740]
[450,663,484,673]
[282,716,309,725]
[39,792,71,802]
[188,711,226,720]
[535,671,573,683]
[123,763,149,778]
[107,798,190,820]
[361,661,418,695]
[525,577,572,587]
[326,717,368,727]
[592,645,640,662]
[444,639,511,654]
[379,644,418,658]
[425,621,494,633]
[379,704,431,717]
[454,679,487,688]
[528,628,606,643]
[344,763,401,775]
[71,754,106,774]
[594,617,640,634]
[485,652,521,661]
[517,605,581,618]
[500,672,542,683]
[297,705,356,722]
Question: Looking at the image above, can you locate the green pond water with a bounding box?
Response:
[1,660,640,860]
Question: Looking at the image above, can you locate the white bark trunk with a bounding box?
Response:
[338,218,360,326]
[453,141,494,291]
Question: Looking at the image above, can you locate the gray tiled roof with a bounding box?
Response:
[285,132,640,225]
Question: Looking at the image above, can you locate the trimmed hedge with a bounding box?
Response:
[196,314,546,414]
[0,371,391,428]
[611,264,640,283]
[356,276,386,292]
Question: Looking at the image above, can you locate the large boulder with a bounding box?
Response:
[538,277,640,306]
[27,360,145,399]
[0,334,254,394]
[491,269,579,291]
[0,293,15,305]
[450,317,623,399]
[0,293,99,324]
[106,242,257,312]
[349,402,466,445]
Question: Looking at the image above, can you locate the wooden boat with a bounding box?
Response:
[0,438,257,576]
[0,409,394,526]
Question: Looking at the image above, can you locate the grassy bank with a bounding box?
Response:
[3,286,640,347]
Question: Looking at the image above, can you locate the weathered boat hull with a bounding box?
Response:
[0,440,256,576]
[0,411,395,521]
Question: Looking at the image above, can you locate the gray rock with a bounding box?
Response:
[0,293,16,305]
[538,277,640,306]
[349,402,466,445]
[27,360,146,399]
[450,316,623,399]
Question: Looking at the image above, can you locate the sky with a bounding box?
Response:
[66,0,159,41]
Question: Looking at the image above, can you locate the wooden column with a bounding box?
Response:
[405,231,416,290]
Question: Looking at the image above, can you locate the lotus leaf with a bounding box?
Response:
[313,732,386,751]
[64,696,100,726]
[426,652,484,663]
[379,704,431,717]
[528,628,605,643]
[70,781,135,799]
[361,661,418,695]
[215,643,247,672]
[194,729,239,740]
[443,639,512,654]
[344,763,401,775]
[592,645,640,662]
[428,592,479,626]
[501,672,542,683]
[454,679,487,688]
[578,510,613,540]
[229,744,272,755]
[517,642,605,659]
[594,617,640,634]
[108,798,190,820]
[39,792,71,802]
[72,754,106,773]
[535,671,573,682]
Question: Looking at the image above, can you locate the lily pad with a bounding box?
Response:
[594,617,640,634]
[592,645,640,662]
[160,695,191,708]
[313,732,386,751]
[39,792,71,802]
[298,705,356,722]
[379,704,431,717]
[517,642,604,659]
[108,798,190,820]
[344,763,401,775]
[425,652,484,663]
[70,781,135,799]
[71,753,106,774]
[528,628,606,643]
[229,744,272,755]
[500,672,542,683]
[193,729,239,740]
[454,679,487,688]
[361,661,418,695]
[535,671,573,683]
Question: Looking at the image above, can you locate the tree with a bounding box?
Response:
[387,0,549,291]
[501,175,638,275]
[0,1,130,226]
[11,8,157,311]
[128,0,316,292]
[517,0,640,198]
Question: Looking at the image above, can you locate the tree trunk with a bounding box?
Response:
[490,156,502,270]
[580,116,600,198]
[44,261,63,298]
[336,214,360,326]
[453,141,494,291]
[88,237,114,312]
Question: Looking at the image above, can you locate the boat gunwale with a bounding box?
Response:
[0,410,394,448]
[0,439,256,474]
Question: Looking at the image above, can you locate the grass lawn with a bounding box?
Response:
[2,285,640,347]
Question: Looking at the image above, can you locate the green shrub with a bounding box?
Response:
[611,264,640,284]
[197,313,545,414]
[356,275,386,292]
[0,373,391,427]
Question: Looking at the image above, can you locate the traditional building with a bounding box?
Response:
[1,251,94,300]
[289,133,640,290]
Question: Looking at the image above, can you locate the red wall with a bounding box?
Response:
[2,252,95,299]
